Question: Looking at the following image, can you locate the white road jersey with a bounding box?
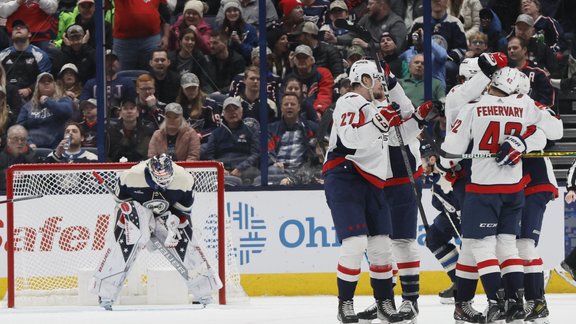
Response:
[445,73,491,130]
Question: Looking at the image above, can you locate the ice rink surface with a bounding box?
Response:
[1,294,575,324]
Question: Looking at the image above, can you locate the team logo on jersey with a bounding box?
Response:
[119,202,133,215]
[142,199,170,215]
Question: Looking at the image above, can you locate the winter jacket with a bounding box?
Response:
[311,41,344,77]
[284,66,334,114]
[16,96,74,148]
[201,121,260,171]
[148,125,201,161]
[267,118,319,169]
[107,119,155,162]
[448,0,482,39]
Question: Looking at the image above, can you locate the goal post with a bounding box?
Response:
[5,161,244,308]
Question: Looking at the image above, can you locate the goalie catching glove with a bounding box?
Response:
[372,102,402,133]
[495,135,526,166]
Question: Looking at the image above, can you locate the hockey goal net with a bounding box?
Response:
[5,161,245,308]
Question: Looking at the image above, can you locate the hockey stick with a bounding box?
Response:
[430,187,461,239]
[91,170,190,281]
[0,194,43,204]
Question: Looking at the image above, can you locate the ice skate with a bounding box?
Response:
[524,299,550,324]
[484,289,506,324]
[397,299,418,323]
[439,282,456,304]
[505,290,525,324]
[376,299,404,323]
[454,300,484,324]
[338,299,359,324]
[356,302,377,324]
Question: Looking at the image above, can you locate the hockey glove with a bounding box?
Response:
[372,102,401,133]
[495,135,526,166]
[478,52,508,77]
[436,161,465,185]
[413,100,434,124]
[448,48,465,64]
[163,213,182,248]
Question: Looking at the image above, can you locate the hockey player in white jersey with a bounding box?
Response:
[323,59,406,324]
[92,154,222,310]
[440,67,561,324]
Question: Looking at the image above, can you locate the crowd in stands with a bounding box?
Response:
[0,0,575,189]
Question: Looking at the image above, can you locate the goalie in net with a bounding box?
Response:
[91,153,222,310]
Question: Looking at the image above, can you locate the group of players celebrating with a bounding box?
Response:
[323,52,565,324]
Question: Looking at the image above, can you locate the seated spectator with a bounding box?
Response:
[201,96,260,185]
[447,0,482,39]
[134,73,166,130]
[176,72,221,142]
[215,0,279,28]
[206,31,247,94]
[399,54,446,108]
[0,0,57,50]
[277,0,305,34]
[400,27,448,86]
[148,103,200,161]
[80,50,136,118]
[60,24,97,83]
[230,46,282,104]
[284,45,334,118]
[521,0,567,53]
[300,0,330,28]
[237,66,279,123]
[218,0,259,63]
[282,76,319,122]
[0,64,23,120]
[0,85,16,148]
[149,48,181,104]
[107,99,155,162]
[168,27,214,93]
[168,0,212,55]
[56,63,83,119]
[267,28,291,78]
[53,0,113,50]
[293,21,344,77]
[0,125,38,191]
[321,0,353,52]
[378,32,402,77]
[78,98,97,147]
[265,92,321,185]
[17,72,74,149]
[0,20,52,102]
[478,8,508,52]
[465,31,489,58]
[45,120,98,163]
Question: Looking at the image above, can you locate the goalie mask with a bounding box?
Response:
[147,153,174,189]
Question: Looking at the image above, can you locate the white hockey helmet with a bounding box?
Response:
[348,59,381,86]
[515,72,531,95]
[458,57,480,81]
[147,153,175,189]
[490,67,522,95]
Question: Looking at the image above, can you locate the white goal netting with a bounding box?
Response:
[5,162,245,307]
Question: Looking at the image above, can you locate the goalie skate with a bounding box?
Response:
[555,261,576,288]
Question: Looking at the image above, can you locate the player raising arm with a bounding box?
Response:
[91,154,222,310]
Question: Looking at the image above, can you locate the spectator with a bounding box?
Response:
[168,27,215,93]
[379,31,403,77]
[56,63,83,120]
[78,98,97,147]
[106,99,155,162]
[294,21,345,77]
[16,72,74,148]
[0,20,52,101]
[134,73,166,130]
[175,72,221,142]
[0,64,22,120]
[487,0,521,34]
[230,47,283,104]
[282,76,319,122]
[399,54,446,108]
[0,125,38,191]
[321,0,353,54]
[267,28,291,78]
[45,120,98,163]
[218,0,259,63]
[300,0,330,27]
[478,8,508,52]
[201,96,260,185]
[80,50,137,118]
[508,36,555,107]
[206,31,247,94]
[237,66,279,123]
[0,85,15,148]
[215,0,279,28]
[447,0,482,39]
[465,31,489,58]
[148,48,180,104]
[53,0,113,50]
[168,0,212,55]
[277,0,305,34]
[265,92,320,185]
[60,24,97,83]
[0,0,58,50]
[284,44,334,118]
[148,102,201,161]
[113,0,171,70]
[521,0,567,52]
[400,27,448,85]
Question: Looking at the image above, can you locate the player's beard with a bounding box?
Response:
[373,90,384,100]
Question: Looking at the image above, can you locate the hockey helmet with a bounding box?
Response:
[515,72,531,95]
[147,153,174,189]
[490,67,522,95]
[348,59,381,86]
[458,57,480,81]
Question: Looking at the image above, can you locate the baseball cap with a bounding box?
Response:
[330,0,348,11]
[479,8,492,19]
[59,63,79,77]
[251,46,272,58]
[180,72,200,88]
[66,24,85,38]
[515,14,534,27]
[36,72,54,83]
[12,19,28,30]
[347,45,365,59]
[223,96,242,110]
[80,98,97,110]
[294,21,319,36]
[165,103,183,115]
[294,44,313,57]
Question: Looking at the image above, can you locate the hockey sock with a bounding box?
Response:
[433,244,459,281]
[337,278,358,301]
[524,271,544,300]
[502,272,523,299]
[454,277,478,302]
[479,272,502,300]
[371,277,394,300]
[447,269,456,282]
[398,271,420,302]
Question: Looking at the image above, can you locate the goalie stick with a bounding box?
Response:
[0,194,43,204]
[91,170,190,281]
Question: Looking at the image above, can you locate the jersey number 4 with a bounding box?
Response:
[479,121,522,153]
